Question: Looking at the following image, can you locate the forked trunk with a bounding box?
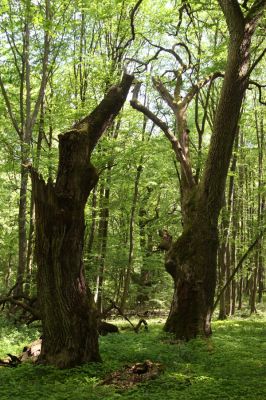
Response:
[31,74,133,367]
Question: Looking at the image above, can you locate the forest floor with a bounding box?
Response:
[0,312,266,400]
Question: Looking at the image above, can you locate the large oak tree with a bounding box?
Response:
[131,0,266,339]
[31,73,134,368]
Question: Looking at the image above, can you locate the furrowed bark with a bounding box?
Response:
[31,73,134,368]
[164,0,266,339]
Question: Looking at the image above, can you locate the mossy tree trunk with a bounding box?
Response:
[31,74,134,368]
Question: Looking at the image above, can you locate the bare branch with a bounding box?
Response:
[124,49,161,73]
[130,98,195,188]
[152,77,178,114]
[131,98,172,134]
[175,1,192,34]
[4,30,22,76]
[182,71,224,107]
[123,0,144,49]
[143,37,186,67]
[248,80,266,105]
[30,0,51,131]
[0,74,21,136]
[247,47,266,77]
[172,42,192,66]
[0,296,40,319]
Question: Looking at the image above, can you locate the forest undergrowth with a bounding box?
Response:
[0,313,265,400]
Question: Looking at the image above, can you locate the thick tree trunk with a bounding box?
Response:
[31,73,133,368]
[164,1,265,339]
[32,165,100,367]
[164,194,218,339]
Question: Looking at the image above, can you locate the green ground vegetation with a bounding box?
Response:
[0,314,265,400]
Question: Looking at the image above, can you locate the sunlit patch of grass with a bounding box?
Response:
[0,313,266,399]
[0,317,40,359]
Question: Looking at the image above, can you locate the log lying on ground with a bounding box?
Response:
[102,299,148,333]
[98,321,119,336]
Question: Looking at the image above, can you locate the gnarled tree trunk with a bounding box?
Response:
[164,0,265,339]
[31,73,134,368]
[164,189,218,338]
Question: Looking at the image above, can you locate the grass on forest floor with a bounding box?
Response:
[0,314,266,400]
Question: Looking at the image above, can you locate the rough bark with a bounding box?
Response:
[164,196,218,338]
[163,1,266,339]
[31,73,134,368]
[131,1,265,338]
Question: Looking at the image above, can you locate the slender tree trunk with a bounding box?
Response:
[120,163,143,312]
[218,242,227,320]
[13,0,50,295]
[230,199,238,315]
[137,202,154,306]
[87,186,98,256]
[238,277,243,310]
[218,133,238,319]
[94,120,120,311]
[94,176,111,312]
[257,241,264,302]
[256,111,264,302]
[16,163,29,295]
[25,100,45,296]
[15,8,32,297]
[31,74,133,367]
[237,131,245,309]
[250,253,258,313]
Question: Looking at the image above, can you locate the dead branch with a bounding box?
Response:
[130,97,195,188]
[123,0,144,50]
[247,48,266,77]
[104,299,148,333]
[0,290,40,323]
[248,80,266,105]
[143,37,186,68]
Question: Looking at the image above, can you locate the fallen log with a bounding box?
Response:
[98,321,119,336]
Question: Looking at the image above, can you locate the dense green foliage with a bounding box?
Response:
[1,315,266,400]
[0,0,265,314]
